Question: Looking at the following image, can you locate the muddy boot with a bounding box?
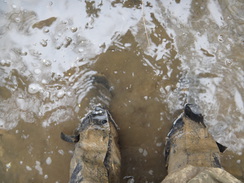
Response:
[62,106,121,183]
[61,74,121,183]
[162,104,242,183]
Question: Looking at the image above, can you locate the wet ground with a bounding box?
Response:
[0,0,243,182]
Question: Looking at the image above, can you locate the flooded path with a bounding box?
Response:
[0,0,243,182]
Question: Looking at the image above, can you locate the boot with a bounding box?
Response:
[162,104,242,183]
[61,74,121,183]
[164,104,224,173]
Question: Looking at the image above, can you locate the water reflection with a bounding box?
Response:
[0,0,243,182]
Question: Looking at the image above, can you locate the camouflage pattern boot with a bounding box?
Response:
[61,74,121,183]
[162,104,242,183]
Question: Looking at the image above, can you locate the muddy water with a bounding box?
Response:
[0,0,243,182]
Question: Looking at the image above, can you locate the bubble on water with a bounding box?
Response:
[70,27,78,32]
[165,85,171,92]
[43,28,49,33]
[12,4,17,9]
[6,162,11,171]
[42,121,49,128]
[57,90,65,98]
[28,83,43,94]
[42,79,48,84]
[40,39,48,47]
[0,59,6,65]
[46,157,52,165]
[78,48,84,53]
[225,59,233,66]
[138,148,143,153]
[15,17,21,23]
[35,161,43,175]
[42,59,51,66]
[148,170,153,175]
[58,149,64,155]
[20,51,27,56]
[218,35,224,42]
[26,166,32,171]
[66,91,72,97]
[43,91,50,99]
[142,149,148,157]
[34,69,41,75]
[44,175,48,179]
[156,142,162,147]
[64,37,72,47]
[19,161,23,165]
[237,152,242,156]
[236,159,241,164]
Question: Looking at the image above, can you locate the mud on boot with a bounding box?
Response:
[61,106,121,183]
[162,104,243,183]
[164,103,227,173]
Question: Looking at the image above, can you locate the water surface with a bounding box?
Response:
[0,0,243,182]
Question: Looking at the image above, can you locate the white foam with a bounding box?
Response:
[148,170,153,175]
[207,0,225,27]
[142,149,148,157]
[28,83,43,94]
[46,157,52,165]
[58,150,64,155]
[138,148,143,153]
[26,165,32,171]
[161,0,192,24]
[156,142,162,147]
[234,89,244,112]
[35,161,43,175]
[56,90,65,98]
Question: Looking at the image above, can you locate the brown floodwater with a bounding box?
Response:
[0,0,243,182]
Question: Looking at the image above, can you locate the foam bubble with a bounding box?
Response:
[26,166,32,171]
[143,149,148,157]
[46,157,52,165]
[35,161,43,175]
[57,90,65,98]
[34,69,41,75]
[28,83,43,94]
[138,148,143,153]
